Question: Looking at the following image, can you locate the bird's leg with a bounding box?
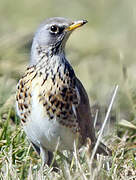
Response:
[47,151,54,166]
[31,141,40,155]
[31,141,58,170]
[48,151,59,172]
[40,145,49,167]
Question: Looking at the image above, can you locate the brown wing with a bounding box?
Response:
[76,78,112,155]
[75,78,96,144]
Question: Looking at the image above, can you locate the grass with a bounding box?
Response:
[0,109,136,179]
[0,0,136,179]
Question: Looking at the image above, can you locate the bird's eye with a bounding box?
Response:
[50,25,59,33]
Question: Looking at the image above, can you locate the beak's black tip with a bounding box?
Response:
[83,20,88,25]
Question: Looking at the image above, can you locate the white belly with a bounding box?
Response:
[24,115,77,152]
[23,91,77,152]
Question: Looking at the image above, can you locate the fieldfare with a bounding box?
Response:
[16,17,111,165]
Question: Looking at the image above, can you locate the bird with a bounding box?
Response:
[16,17,111,166]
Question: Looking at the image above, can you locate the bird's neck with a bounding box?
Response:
[30,41,65,66]
[37,52,65,68]
[30,41,75,79]
[31,47,75,81]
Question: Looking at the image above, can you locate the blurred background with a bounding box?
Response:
[0,0,136,132]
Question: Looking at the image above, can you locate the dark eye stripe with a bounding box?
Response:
[59,26,65,33]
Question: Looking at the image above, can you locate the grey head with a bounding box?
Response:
[30,17,87,65]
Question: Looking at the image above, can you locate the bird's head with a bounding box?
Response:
[30,17,87,65]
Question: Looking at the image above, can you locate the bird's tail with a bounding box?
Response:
[85,137,112,156]
[95,141,112,156]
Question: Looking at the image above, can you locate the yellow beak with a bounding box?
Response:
[65,20,88,32]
